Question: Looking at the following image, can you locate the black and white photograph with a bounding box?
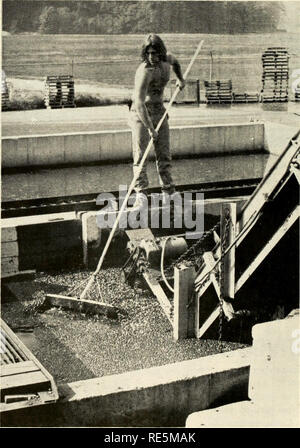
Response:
[1,0,299,431]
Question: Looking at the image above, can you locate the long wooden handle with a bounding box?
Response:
[80,40,204,300]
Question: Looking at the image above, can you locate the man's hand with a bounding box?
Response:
[148,128,158,140]
[176,79,185,90]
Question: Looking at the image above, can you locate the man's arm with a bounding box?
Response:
[167,54,185,90]
[133,65,158,140]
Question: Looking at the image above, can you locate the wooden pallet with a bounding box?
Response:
[0,319,59,410]
[2,84,9,109]
[205,79,233,104]
[233,93,259,104]
[44,75,75,109]
[261,47,289,101]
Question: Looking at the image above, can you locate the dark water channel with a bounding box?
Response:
[2,153,269,202]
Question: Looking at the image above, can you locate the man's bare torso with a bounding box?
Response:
[145,61,170,104]
[132,60,171,108]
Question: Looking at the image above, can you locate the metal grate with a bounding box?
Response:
[0,319,59,407]
[0,326,28,365]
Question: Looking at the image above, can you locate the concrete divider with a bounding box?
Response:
[1,227,19,276]
[2,123,265,169]
[249,310,300,407]
[263,122,300,175]
[81,211,103,266]
[1,347,251,427]
[1,215,82,273]
[186,310,300,427]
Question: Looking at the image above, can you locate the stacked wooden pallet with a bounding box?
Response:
[233,92,259,103]
[295,83,300,102]
[1,78,9,110]
[261,48,289,102]
[44,75,75,109]
[204,80,232,104]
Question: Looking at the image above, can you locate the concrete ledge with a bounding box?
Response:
[1,241,19,257]
[186,312,300,428]
[249,313,300,405]
[1,227,19,275]
[1,212,77,228]
[1,227,18,241]
[1,347,251,427]
[263,122,300,174]
[1,215,82,273]
[1,256,19,276]
[2,123,265,169]
[81,211,102,266]
[186,400,300,428]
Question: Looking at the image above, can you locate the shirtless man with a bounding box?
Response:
[129,34,185,207]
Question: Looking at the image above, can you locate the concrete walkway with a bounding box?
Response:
[2,102,299,137]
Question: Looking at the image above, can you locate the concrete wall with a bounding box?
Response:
[186,311,300,428]
[249,310,300,408]
[17,220,82,271]
[2,123,265,169]
[263,122,300,175]
[1,347,251,427]
[1,227,19,276]
[1,216,82,274]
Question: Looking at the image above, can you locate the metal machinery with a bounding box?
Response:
[122,232,188,288]
[121,130,300,342]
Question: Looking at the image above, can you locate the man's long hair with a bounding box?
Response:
[141,34,167,62]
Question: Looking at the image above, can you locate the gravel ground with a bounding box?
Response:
[2,268,247,385]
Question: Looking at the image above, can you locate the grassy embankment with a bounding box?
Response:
[5,82,131,111]
[2,33,300,110]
